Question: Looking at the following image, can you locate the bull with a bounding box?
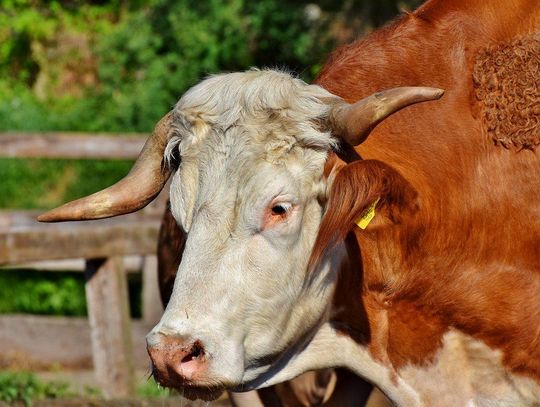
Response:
[40,0,540,405]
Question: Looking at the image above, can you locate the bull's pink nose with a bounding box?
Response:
[147,335,207,386]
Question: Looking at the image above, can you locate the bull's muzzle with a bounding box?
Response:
[147,332,208,387]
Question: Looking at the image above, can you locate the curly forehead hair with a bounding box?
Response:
[164,69,340,165]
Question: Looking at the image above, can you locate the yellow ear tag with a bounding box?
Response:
[355,197,381,230]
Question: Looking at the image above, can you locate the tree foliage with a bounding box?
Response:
[0,0,421,132]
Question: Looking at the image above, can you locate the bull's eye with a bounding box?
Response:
[262,200,294,230]
[271,203,292,217]
[271,204,289,216]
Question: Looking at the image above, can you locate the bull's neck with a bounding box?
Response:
[325,182,540,405]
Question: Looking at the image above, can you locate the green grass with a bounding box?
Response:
[0,371,173,405]
[0,371,75,406]
[136,378,171,399]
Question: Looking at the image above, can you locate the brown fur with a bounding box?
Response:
[310,160,419,269]
[157,205,186,305]
[315,0,540,384]
[473,36,540,150]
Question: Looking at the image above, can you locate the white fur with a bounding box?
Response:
[398,330,540,406]
[241,326,540,406]
[149,69,342,387]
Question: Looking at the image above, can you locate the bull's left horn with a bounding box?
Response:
[38,112,175,222]
[330,87,444,145]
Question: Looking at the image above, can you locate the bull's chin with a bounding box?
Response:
[173,385,224,401]
[152,373,228,401]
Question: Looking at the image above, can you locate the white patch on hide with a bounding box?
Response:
[241,322,420,406]
[398,330,540,406]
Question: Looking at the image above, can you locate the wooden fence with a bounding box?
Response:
[0,132,164,398]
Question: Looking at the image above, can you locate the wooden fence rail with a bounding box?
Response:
[0,132,147,159]
[0,132,164,398]
[0,211,160,265]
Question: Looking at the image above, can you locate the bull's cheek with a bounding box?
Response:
[239,250,332,361]
[240,277,306,352]
[240,287,332,369]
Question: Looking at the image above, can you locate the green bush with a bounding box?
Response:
[0,158,133,209]
[0,271,86,316]
[0,0,423,133]
[0,269,142,317]
[0,0,338,133]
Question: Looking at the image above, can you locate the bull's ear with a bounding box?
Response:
[310,160,418,265]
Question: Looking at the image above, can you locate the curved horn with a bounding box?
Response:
[38,112,175,222]
[331,87,444,145]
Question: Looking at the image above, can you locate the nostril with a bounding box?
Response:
[181,340,205,364]
[147,336,208,384]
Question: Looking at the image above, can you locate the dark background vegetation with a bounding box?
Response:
[0,0,420,315]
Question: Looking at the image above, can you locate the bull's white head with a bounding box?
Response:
[39,69,442,399]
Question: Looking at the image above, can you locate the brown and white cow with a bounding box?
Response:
[40,0,540,405]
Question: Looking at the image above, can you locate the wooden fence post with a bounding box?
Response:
[85,257,135,398]
[142,255,163,325]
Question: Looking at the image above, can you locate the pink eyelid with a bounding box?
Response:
[262,200,296,229]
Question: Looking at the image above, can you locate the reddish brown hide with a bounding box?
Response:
[314,0,540,382]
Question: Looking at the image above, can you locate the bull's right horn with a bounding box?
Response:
[38,112,175,222]
[330,87,444,146]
